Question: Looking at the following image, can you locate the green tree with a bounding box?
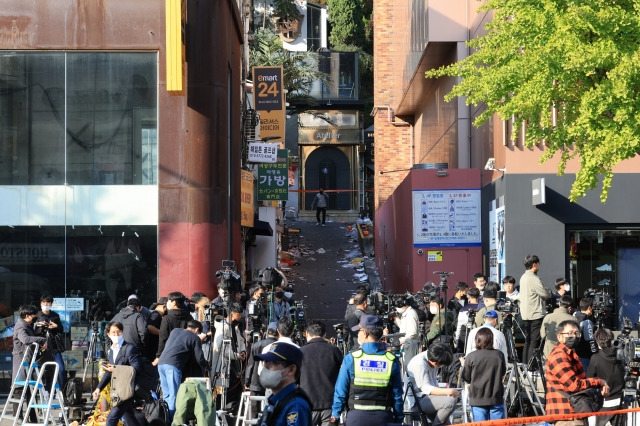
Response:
[250,28,329,108]
[426,0,640,202]
[327,0,366,48]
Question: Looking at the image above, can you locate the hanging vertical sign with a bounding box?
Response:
[257,149,289,201]
[253,66,285,145]
[241,170,255,227]
[166,0,186,95]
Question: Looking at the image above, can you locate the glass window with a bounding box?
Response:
[307,5,322,51]
[569,230,640,330]
[0,52,157,185]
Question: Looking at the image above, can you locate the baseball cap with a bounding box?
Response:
[483,310,498,319]
[127,296,141,307]
[351,314,384,332]
[255,342,303,366]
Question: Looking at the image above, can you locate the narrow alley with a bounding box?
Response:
[278,218,378,336]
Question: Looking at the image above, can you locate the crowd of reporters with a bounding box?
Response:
[10,253,629,426]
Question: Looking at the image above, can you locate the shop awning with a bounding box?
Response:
[252,220,273,236]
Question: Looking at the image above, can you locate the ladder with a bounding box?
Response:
[22,361,70,426]
[0,343,43,426]
[235,391,267,426]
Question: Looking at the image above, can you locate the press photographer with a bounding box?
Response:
[455,287,481,351]
[587,327,625,426]
[474,283,502,328]
[573,297,597,371]
[36,295,66,388]
[390,297,420,365]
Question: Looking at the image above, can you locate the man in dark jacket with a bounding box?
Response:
[12,305,48,421]
[245,322,278,417]
[36,295,66,387]
[152,291,192,365]
[92,321,142,426]
[300,320,342,426]
[588,328,625,426]
[111,297,147,356]
[158,320,208,423]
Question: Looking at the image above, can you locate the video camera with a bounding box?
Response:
[495,290,519,314]
[614,317,640,377]
[215,260,242,294]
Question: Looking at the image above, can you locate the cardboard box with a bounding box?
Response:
[70,326,89,342]
[63,350,86,370]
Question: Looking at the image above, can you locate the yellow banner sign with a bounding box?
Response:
[241,170,254,227]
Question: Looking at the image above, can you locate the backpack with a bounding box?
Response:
[144,397,169,423]
[63,378,84,406]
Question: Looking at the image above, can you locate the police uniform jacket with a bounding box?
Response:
[331,342,403,419]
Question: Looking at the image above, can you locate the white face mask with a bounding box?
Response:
[219,290,226,298]
[110,335,124,346]
[259,367,286,389]
[429,307,438,315]
[41,305,51,312]
[564,285,570,292]
[395,307,404,314]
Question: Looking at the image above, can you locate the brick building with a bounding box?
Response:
[373,0,640,332]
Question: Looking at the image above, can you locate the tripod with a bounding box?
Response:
[82,321,104,389]
[500,313,545,417]
[434,272,454,346]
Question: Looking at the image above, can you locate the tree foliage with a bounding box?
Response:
[250,28,329,109]
[327,0,366,48]
[426,0,640,202]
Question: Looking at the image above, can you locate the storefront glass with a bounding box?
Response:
[0,52,157,185]
[569,229,640,330]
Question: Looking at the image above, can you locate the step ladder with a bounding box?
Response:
[0,343,44,426]
[235,391,267,426]
[22,361,70,426]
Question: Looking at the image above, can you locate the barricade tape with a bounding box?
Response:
[463,406,640,426]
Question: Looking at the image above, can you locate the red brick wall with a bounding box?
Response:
[372,0,412,211]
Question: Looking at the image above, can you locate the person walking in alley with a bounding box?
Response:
[311,187,329,226]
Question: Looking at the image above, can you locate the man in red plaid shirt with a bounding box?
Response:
[545,320,610,426]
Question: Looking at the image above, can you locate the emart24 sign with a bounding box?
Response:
[257,149,289,201]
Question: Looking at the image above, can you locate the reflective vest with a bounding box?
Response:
[348,349,396,411]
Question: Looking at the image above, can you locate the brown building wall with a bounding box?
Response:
[0,0,244,298]
[372,0,412,210]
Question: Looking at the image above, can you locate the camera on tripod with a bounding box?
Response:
[495,291,519,314]
[614,317,640,373]
[215,260,242,294]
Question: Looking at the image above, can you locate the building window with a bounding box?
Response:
[307,4,322,51]
[0,52,157,185]
[569,229,640,330]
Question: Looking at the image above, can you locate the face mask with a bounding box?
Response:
[231,320,239,327]
[110,335,124,346]
[219,290,226,298]
[564,337,578,349]
[564,285,570,292]
[429,307,438,315]
[276,291,284,299]
[41,305,51,312]
[259,367,286,389]
[396,307,404,314]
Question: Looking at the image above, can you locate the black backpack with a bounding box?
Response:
[143,397,169,423]
[63,378,85,406]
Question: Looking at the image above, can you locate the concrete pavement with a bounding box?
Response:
[281,218,378,337]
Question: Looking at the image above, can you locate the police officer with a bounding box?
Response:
[255,342,312,426]
[331,315,404,425]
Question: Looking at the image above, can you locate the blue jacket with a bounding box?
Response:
[268,383,311,426]
[331,342,404,419]
[97,341,143,391]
